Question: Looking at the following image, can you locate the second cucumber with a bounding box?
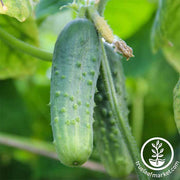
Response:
[94,43,133,177]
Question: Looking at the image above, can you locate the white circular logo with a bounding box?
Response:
[141,137,174,171]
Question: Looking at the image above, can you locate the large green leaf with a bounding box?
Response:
[35,0,72,19]
[151,0,180,72]
[0,15,38,79]
[0,0,33,22]
[104,0,156,39]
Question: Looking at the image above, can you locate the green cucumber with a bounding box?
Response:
[173,77,180,134]
[50,18,100,167]
[94,43,133,177]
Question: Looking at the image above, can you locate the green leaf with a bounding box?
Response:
[0,15,38,79]
[151,0,180,72]
[104,0,156,39]
[0,0,33,22]
[35,0,72,19]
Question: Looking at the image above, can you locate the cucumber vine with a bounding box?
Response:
[0,27,52,61]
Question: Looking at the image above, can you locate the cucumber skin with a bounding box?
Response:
[50,19,100,167]
[94,43,133,177]
[174,78,180,134]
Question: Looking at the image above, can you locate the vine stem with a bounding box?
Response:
[0,27,53,62]
[0,133,105,173]
[0,133,137,178]
[97,0,109,15]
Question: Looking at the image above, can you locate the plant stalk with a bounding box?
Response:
[97,0,109,15]
[0,27,53,62]
[0,132,105,173]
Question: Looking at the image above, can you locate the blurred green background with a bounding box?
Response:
[0,0,180,179]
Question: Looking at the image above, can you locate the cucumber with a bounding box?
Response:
[50,18,100,167]
[94,43,133,177]
[173,77,180,134]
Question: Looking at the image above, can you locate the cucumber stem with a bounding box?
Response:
[97,0,109,15]
[0,27,52,62]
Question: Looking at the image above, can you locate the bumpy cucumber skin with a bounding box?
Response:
[94,43,133,177]
[50,19,100,167]
[173,78,180,134]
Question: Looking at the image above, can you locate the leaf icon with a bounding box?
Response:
[156,140,159,146]
[158,143,162,149]
[152,149,156,154]
[152,143,156,148]
[159,154,164,157]
[159,148,164,153]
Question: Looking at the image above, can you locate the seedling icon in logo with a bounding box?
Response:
[149,140,165,167]
[141,137,174,171]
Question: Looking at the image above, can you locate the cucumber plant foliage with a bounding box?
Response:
[0,15,38,79]
[151,0,180,72]
[0,0,34,22]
